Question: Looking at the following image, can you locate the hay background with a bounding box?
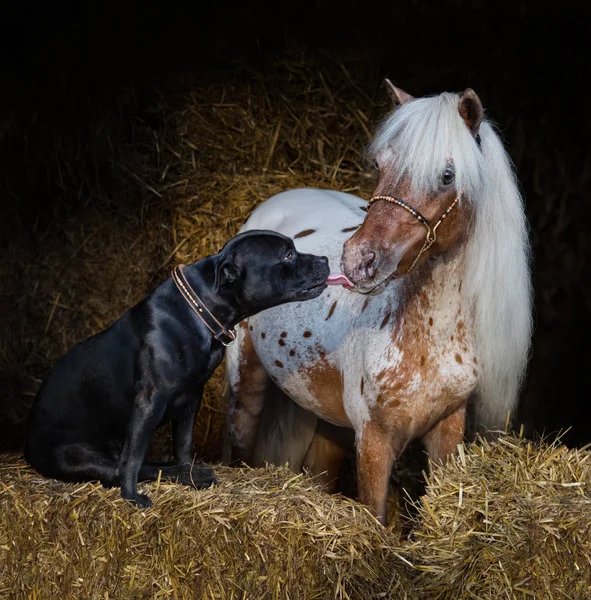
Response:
[1,3,590,456]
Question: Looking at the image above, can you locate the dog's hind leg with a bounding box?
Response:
[39,442,210,493]
[30,442,124,487]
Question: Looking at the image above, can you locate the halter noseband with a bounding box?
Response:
[367,192,460,274]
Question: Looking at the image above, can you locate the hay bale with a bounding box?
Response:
[0,456,413,600]
[404,435,591,599]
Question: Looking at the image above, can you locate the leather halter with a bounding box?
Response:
[367,192,460,274]
[171,265,236,347]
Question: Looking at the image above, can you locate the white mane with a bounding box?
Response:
[368,93,533,431]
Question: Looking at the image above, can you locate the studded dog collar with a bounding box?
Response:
[171,265,236,347]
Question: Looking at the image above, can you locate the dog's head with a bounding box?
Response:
[215,230,330,314]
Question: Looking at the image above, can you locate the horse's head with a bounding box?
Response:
[342,82,484,293]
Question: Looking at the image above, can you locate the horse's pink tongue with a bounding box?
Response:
[327,273,354,289]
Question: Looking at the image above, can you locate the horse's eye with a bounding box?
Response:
[441,168,455,185]
[284,251,294,260]
[374,160,380,171]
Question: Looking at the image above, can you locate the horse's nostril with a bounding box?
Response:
[362,250,379,279]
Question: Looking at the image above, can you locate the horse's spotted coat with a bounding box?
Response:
[227,190,478,521]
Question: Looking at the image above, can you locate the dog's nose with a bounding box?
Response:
[361,250,379,280]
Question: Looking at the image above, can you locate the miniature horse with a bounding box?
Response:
[225,83,532,525]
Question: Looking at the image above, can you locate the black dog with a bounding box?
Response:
[25,230,329,507]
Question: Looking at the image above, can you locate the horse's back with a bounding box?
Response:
[242,188,367,258]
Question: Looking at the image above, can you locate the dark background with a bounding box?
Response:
[1,1,590,450]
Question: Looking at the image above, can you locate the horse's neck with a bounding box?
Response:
[397,242,467,321]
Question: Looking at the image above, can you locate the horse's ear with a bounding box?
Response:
[458,88,484,136]
[384,79,414,107]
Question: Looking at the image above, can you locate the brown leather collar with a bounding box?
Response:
[171,265,236,347]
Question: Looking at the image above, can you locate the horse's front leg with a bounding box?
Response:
[356,420,400,526]
[422,401,467,464]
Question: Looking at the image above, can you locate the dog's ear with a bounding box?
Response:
[216,257,240,289]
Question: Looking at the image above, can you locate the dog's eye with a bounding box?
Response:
[441,168,455,186]
[284,251,294,260]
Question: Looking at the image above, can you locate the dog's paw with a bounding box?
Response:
[190,463,217,489]
[123,492,153,508]
[173,462,217,489]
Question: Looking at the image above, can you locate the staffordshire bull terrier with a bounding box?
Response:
[25,230,330,507]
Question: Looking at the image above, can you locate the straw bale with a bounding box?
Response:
[404,435,591,599]
[0,456,413,600]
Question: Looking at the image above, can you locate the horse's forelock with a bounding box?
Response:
[368,93,485,199]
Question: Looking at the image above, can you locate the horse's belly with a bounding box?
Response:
[243,189,372,428]
[249,290,357,429]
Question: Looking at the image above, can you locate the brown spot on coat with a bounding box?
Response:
[303,331,312,338]
[455,354,463,364]
[261,332,266,339]
[278,339,285,346]
[428,317,433,326]
[380,311,390,329]
[360,377,365,395]
[289,349,296,356]
[361,298,370,313]
[275,360,284,368]
[325,301,338,320]
[249,325,253,331]
[420,356,426,366]
[342,225,361,233]
[280,331,288,338]
[301,351,349,426]
[294,229,316,239]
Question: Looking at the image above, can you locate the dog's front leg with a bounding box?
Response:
[172,410,197,465]
[172,386,203,464]
[119,392,167,507]
[169,387,217,489]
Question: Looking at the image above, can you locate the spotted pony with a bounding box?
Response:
[224,83,533,525]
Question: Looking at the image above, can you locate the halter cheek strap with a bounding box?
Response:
[367,192,460,274]
[171,266,236,347]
